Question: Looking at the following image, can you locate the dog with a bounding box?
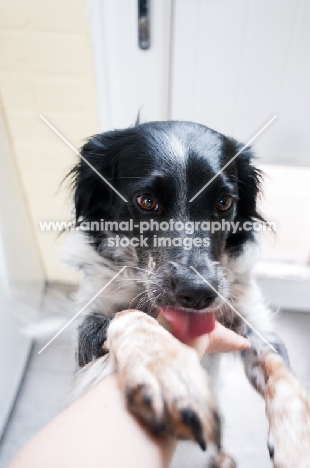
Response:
[65,121,310,467]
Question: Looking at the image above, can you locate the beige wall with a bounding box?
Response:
[0,0,98,282]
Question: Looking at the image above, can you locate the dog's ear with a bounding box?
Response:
[235,145,264,224]
[226,143,264,252]
[72,133,115,222]
[70,129,128,222]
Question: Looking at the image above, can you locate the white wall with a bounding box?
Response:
[0,0,99,282]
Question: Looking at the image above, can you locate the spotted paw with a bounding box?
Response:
[246,349,310,468]
[105,310,219,450]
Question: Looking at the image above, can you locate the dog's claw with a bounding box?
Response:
[267,442,274,459]
[142,393,153,408]
[180,408,206,451]
[197,438,206,452]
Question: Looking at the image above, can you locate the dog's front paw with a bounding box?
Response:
[263,353,310,468]
[105,310,219,450]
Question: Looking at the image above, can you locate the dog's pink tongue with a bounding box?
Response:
[160,308,215,342]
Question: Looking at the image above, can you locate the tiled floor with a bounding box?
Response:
[0,303,309,467]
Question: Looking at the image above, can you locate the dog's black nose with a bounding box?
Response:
[175,283,217,310]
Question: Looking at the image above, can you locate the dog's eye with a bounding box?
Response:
[216,195,233,212]
[136,193,159,211]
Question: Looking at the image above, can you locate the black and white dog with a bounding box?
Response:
[66,121,310,468]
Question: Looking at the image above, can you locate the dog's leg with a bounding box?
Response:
[68,312,116,402]
[241,329,310,468]
[226,265,310,466]
[104,309,220,451]
[77,312,114,367]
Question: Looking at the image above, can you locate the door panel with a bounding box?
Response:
[171,0,310,167]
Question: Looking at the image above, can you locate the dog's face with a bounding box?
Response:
[72,121,262,320]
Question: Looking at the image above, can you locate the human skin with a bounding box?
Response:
[9,320,250,468]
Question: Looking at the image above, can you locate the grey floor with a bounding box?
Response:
[0,292,309,467]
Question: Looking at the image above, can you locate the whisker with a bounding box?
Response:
[150,292,163,306]
[114,278,158,285]
[136,292,155,309]
[128,290,148,308]
[128,266,155,276]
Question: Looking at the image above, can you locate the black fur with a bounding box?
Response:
[77,312,114,367]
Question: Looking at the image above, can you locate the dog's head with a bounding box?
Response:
[71,121,262,332]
